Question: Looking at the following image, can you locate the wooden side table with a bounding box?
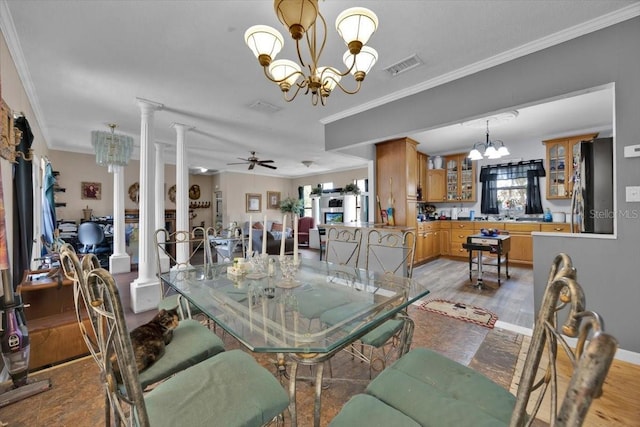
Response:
[18,269,89,370]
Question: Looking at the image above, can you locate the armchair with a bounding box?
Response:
[297,216,314,246]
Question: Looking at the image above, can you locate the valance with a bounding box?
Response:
[479,159,545,182]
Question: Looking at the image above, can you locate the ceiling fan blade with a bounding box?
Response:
[227,162,248,165]
[258,160,274,164]
[259,163,277,170]
[248,162,255,170]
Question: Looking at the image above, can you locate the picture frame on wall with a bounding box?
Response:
[246,193,261,213]
[81,181,101,200]
[267,191,281,209]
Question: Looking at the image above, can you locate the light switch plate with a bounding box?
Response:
[626,186,640,202]
[624,144,640,158]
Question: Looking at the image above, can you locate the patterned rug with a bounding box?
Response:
[418,299,498,329]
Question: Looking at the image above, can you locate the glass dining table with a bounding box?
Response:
[159,256,430,427]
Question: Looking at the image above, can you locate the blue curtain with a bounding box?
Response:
[41,162,57,255]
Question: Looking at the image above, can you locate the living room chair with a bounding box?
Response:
[77,221,110,268]
[297,216,314,246]
[330,253,618,426]
[69,262,289,427]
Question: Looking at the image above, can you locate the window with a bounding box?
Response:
[302,185,313,217]
[479,160,545,215]
[497,178,527,216]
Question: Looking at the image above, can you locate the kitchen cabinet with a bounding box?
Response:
[439,222,450,256]
[445,153,476,201]
[417,152,428,201]
[542,133,598,199]
[503,223,540,264]
[426,169,446,202]
[449,221,475,257]
[376,137,419,227]
[415,221,440,264]
[540,223,571,233]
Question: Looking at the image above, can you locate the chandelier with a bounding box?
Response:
[468,120,510,160]
[244,0,379,106]
[91,124,134,171]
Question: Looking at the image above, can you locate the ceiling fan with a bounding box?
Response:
[227,151,277,170]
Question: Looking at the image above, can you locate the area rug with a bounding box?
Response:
[418,299,498,329]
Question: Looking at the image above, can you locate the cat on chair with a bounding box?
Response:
[112,308,180,376]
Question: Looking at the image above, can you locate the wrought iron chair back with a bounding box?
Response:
[510,253,618,426]
[325,227,362,267]
[364,229,416,279]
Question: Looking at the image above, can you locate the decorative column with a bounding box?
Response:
[155,142,170,272]
[109,164,131,273]
[131,97,164,313]
[171,123,193,265]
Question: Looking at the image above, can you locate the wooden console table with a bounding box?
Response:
[18,269,89,370]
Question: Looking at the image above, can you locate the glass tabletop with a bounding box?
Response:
[159,257,430,354]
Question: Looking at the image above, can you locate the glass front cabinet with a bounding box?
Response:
[445,153,476,202]
[542,133,598,199]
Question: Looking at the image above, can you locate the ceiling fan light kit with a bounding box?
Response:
[245,0,379,105]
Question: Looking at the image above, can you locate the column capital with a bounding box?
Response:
[136,97,164,112]
[170,122,195,132]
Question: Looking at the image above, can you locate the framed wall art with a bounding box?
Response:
[246,193,261,213]
[267,191,281,209]
[81,181,101,200]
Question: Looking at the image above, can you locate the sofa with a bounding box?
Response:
[243,221,295,256]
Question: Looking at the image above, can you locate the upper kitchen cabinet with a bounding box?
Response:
[542,133,598,199]
[376,137,419,226]
[426,169,446,202]
[417,152,428,201]
[445,153,476,202]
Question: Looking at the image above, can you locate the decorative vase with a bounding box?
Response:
[433,156,443,169]
[82,207,92,221]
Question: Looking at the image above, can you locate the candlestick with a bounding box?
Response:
[247,215,252,258]
[280,214,287,257]
[293,214,299,264]
[262,215,267,255]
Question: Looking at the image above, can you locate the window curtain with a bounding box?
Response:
[479,160,546,214]
[298,186,305,217]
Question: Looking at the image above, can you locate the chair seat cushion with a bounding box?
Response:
[138,319,225,389]
[329,394,420,427]
[359,318,404,347]
[364,348,515,427]
[145,349,289,426]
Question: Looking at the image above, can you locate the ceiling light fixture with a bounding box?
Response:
[91,123,134,172]
[468,120,510,161]
[301,160,313,167]
[245,0,379,106]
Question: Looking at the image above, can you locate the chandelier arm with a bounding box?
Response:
[282,82,306,103]
[262,66,305,85]
[331,78,363,95]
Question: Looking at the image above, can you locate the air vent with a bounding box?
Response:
[248,100,282,114]
[383,54,423,77]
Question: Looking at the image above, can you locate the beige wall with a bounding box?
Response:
[290,167,368,190]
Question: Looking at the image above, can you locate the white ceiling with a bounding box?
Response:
[2,1,637,177]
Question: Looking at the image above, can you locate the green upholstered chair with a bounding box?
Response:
[321,229,416,377]
[60,246,225,391]
[154,227,210,318]
[71,264,289,427]
[330,253,618,426]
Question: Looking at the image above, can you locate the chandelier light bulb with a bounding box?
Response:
[244,25,284,66]
[269,59,302,91]
[335,7,379,54]
[497,145,510,156]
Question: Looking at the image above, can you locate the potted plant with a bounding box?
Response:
[340,182,361,195]
[310,185,323,197]
[279,196,304,215]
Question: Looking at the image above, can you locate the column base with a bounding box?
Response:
[130,277,161,313]
[109,253,131,274]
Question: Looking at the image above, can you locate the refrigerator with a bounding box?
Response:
[571,137,614,233]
